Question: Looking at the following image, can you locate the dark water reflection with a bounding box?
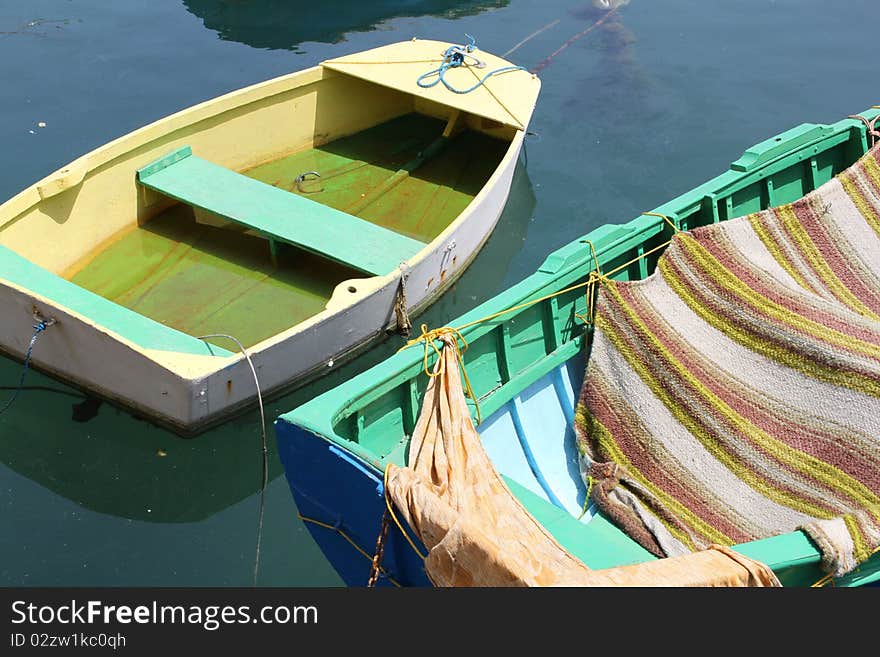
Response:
[183,0,508,50]
[0,157,533,585]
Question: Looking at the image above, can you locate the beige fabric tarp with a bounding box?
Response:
[385,336,780,587]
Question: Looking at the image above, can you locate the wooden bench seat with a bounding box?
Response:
[137,146,423,276]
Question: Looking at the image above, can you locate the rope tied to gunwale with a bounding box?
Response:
[396,212,680,425]
[394,264,412,339]
[848,110,880,147]
[400,324,481,424]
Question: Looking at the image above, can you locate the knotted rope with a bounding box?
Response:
[848,111,880,147]
[400,324,480,424]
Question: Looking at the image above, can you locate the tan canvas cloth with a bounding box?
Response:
[386,336,780,587]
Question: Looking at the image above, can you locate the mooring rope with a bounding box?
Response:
[197,333,268,588]
[382,464,428,562]
[0,313,56,418]
[394,264,413,339]
[503,19,561,58]
[531,6,621,74]
[297,513,402,587]
[367,509,391,587]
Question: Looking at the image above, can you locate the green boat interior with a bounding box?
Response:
[64,113,509,349]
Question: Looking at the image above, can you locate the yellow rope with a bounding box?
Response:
[810,544,880,587]
[322,58,445,66]
[297,513,402,587]
[401,324,483,424]
[641,212,681,233]
[811,573,834,588]
[453,235,672,333]
[398,223,675,427]
[576,239,604,325]
[383,465,428,562]
[463,63,526,130]
[577,476,594,520]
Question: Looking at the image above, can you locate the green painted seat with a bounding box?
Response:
[137,146,423,276]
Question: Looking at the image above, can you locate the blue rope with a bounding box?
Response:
[0,320,51,417]
[417,34,525,95]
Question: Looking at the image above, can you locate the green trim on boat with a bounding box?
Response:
[0,244,231,357]
[69,207,358,350]
[505,477,656,569]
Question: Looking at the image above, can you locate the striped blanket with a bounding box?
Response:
[576,143,880,578]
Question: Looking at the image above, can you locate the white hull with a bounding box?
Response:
[0,40,539,433]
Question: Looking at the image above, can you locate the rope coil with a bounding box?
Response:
[416,34,525,95]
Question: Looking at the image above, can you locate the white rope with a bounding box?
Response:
[198,333,267,587]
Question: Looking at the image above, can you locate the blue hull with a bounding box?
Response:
[275,420,430,587]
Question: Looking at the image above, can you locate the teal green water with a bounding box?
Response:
[0,0,876,586]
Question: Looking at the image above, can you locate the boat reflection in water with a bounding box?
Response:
[0,160,534,524]
[182,0,509,50]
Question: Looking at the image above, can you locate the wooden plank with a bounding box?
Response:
[137,148,424,276]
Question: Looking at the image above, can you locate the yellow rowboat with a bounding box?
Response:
[0,39,540,434]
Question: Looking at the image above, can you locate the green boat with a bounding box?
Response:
[275,107,880,586]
